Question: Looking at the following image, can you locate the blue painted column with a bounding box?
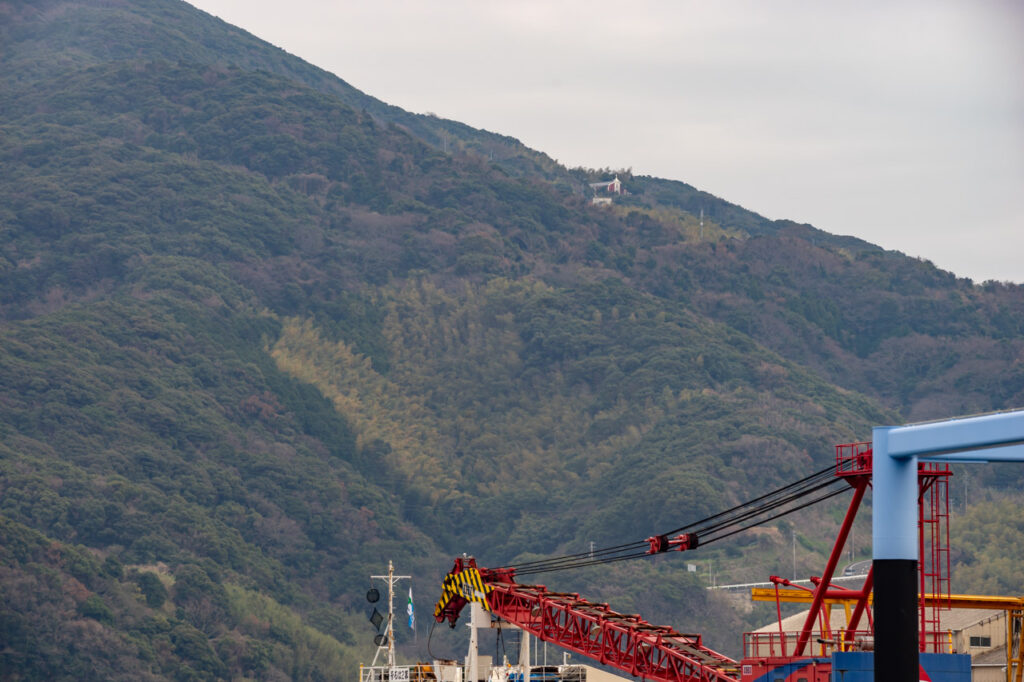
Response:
[871,409,1024,682]
[871,427,919,563]
[872,426,920,681]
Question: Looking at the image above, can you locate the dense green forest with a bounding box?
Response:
[1,0,1022,679]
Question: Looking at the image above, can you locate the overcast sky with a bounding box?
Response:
[187,0,1023,284]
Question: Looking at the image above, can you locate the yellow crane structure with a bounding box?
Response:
[750,587,1024,682]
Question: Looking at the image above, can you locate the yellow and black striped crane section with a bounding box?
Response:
[434,565,493,619]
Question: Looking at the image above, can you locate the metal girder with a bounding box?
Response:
[1009,608,1023,682]
[793,477,868,657]
[435,559,739,682]
[487,581,739,682]
[751,587,1024,611]
[884,411,1024,461]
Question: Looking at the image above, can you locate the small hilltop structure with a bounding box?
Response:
[588,175,624,205]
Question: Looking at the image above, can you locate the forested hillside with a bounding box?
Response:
[1,0,1022,679]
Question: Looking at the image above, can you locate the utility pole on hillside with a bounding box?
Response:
[792,529,797,579]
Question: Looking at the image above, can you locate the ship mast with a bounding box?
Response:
[370,560,411,667]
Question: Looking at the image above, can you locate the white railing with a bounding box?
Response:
[360,663,463,682]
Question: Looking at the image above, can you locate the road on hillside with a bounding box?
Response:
[842,559,871,576]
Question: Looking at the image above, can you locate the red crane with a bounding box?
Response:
[432,442,955,682]
[434,557,739,682]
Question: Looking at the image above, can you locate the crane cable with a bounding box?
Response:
[509,484,849,577]
[512,469,844,575]
[505,464,837,572]
[678,474,841,540]
[499,463,848,577]
[664,464,838,537]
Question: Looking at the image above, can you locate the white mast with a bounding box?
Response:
[370,560,411,668]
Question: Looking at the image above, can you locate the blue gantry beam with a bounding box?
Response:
[874,409,1024,560]
[871,408,1024,681]
[886,410,1024,461]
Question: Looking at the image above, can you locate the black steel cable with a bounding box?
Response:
[502,464,839,575]
[503,540,648,571]
[506,551,649,577]
[687,477,844,537]
[515,485,846,576]
[498,464,849,577]
[513,549,656,577]
[698,485,849,546]
[427,617,439,660]
[664,464,837,535]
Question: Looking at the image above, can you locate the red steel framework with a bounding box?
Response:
[436,557,739,682]
[489,578,739,682]
[434,441,953,681]
[832,442,952,654]
[919,461,952,652]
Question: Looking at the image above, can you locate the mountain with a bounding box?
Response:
[1,0,1023,679]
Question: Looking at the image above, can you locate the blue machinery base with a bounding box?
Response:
[831,652,971,682]
[745,652,971,682]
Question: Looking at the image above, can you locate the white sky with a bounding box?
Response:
[187,0,1024,284]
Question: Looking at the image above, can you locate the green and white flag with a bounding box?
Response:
[407,587,414,629]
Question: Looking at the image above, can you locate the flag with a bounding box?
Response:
[407,587,415,629]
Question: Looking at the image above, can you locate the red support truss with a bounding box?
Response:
[797,443,951,652]
[437,560,739,682]
[918,461,952,653]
